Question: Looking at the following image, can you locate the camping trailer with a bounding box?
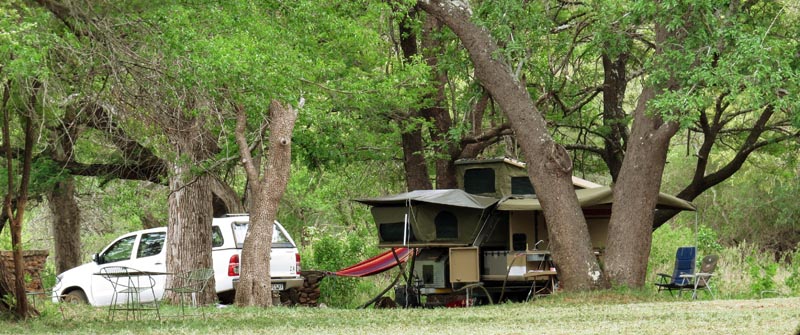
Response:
[357,158,696,306]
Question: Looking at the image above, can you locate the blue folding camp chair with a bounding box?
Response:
[655,246,697,296]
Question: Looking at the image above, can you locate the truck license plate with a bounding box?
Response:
[271,283,284,291]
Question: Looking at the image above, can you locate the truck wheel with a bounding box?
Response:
[62,290,88,304]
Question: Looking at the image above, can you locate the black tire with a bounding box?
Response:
[62,290,88,304]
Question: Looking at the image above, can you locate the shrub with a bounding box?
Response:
[301,228,383,308]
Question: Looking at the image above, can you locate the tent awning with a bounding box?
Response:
[497,186,696,211]
[355,189,498,209]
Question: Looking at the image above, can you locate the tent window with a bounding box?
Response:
[434,211,458,239]
[511,176,535,195]
[464,168,495,194]
[379,222,416,242]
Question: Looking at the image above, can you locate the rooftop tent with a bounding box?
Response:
[455,158,528,197]
[496,186,696,211]
[355,189,499,247]
[455,157,602,198]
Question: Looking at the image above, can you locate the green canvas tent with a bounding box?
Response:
[496,186,696,211]
[356,190,499,247]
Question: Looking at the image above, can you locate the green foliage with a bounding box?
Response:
[784,246,800,295]
[696,225,723,254]
[301,231,380,308]
[0,1,55,80]
[747,256,778,296]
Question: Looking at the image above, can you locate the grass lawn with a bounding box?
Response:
[2,296,799,334]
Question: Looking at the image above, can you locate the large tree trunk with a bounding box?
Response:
[605,88,679,287]
[234,100,298,307]
[48,105,82,275]
[165,164,216,304]
[419,0,608,291]
[163,116,217,305]
[48,178,82,274]
[604,15,682,287]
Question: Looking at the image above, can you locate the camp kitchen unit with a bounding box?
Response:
[356,158,695,306]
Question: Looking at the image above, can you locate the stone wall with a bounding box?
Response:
[0,250,49,291]
[277,270,324,307]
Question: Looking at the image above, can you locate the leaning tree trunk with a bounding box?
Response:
[418,0,608,291]
[48,178,82,274]
[234,100,298,307]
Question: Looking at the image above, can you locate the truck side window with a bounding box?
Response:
[101,235,136,263]
[137,232,165,258]
[212,226,224,248]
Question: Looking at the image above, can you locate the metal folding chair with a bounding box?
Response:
[99,266,161,321]
[165,268,214,318]
[684,254,719,299]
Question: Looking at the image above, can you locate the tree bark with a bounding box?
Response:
[210,176,245,217]
[418,0,608,291]
[48,106,82,275]
[2,78,40,318]
[420,15,458,189]
[234,100,298,307]
[605,87,679,287]
[400,128,433,191]
[600,51,629,182]
[47,179,82,274]
[604,16,682,287]
[163,115,217,305]
[0,261,12,312]
[398,10,434,191]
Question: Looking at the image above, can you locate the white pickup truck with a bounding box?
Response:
[52,215,303,306]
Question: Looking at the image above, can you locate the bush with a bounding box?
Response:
[300,228,385,308]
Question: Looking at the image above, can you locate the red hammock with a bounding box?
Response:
[332,248,414,277]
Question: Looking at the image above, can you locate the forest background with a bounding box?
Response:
[1,0,799,310]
